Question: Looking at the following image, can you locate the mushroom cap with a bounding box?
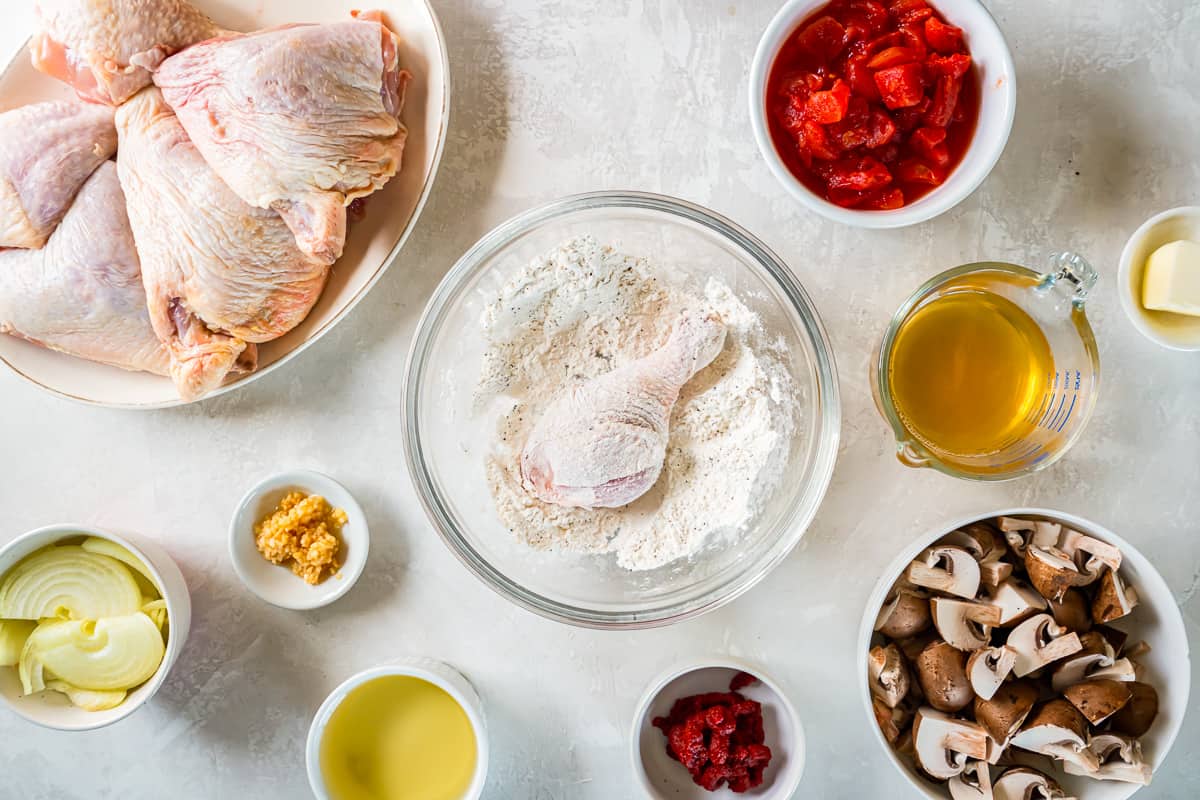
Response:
[1092,568,1138,624]
[916,640,976,713]
[1009,699,1099,774]
[992,767,1069,800]
[1063,678,1133,725]
[907,545,982,599]
[931,598,1001,651]
[872,695,907,745]
[1110,681,1159,737]
[1007,614,1083,678]
[974,678,1038,743]
[869,643,911,708]
[1047,588,1092,634]
[876,590,933,639]
[912,707,990,780]
[998,518,1062,558]
[1024,546,1087,601]
[965,645,1017,701]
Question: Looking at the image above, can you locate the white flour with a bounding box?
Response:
[477,236,799,571]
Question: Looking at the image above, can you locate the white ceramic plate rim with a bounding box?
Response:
[629,656,806,799]
[0,523,187,731]
[0,0,451,409]
[305,660,489,800]
[855,507,1192,800]
[1116,205,1200,351]
[748,0,1017,229]
[228,470,369,610]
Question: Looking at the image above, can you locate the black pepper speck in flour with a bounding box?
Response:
[476,235,800,571]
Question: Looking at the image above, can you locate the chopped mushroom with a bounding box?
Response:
[931,598,1002,651]
[1007,614,1083,678]
[1058,528,1122,579]
[998,518,1062,558]
[1092,568,1138,624]
[876,590,933,639]
[948,758,994,800]
[992,767,1073,800]
[1063,733,1153,784]
[872,695,911,746]
[984,578,1048,627]
[1063,678,1133,724]
[1110,682,1159,737]
[907,546,982,599]
[1050,632,1135,692]
[1024,546,1090,601]
[965,646,1017,701]
[1008,699,1100,774]
[974,679,1038,744]
[912,707,990,780]
[869,644,911,708]
[916,641,976,712]
[1046,588,1091,633]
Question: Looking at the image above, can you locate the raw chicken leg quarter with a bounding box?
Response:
[521,312,728,509]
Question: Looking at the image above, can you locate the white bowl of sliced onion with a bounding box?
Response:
[0,524,191,731]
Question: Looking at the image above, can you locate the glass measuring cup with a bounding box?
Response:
[872,253,1100,481]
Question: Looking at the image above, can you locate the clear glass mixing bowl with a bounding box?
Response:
[403,192,840,628]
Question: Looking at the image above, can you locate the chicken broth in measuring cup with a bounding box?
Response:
[872,255,1100,480]
[888,284,1055,456]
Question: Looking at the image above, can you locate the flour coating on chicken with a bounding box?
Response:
[478,236,799,571]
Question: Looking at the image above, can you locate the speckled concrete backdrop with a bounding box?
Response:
[1,1,1197,797]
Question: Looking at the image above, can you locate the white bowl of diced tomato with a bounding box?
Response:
[749,0,1015,228]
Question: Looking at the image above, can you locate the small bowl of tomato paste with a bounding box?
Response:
[749,0,1015,227]
[631,657,805,798]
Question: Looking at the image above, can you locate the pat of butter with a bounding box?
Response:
[1142,239,1200,317]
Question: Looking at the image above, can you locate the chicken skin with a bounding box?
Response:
[153,11,410,264]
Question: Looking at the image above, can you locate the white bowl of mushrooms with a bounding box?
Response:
[858,509,1190,800]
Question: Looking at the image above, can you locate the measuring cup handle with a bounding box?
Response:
[1042,251,1098,308]
[896,442,931,469]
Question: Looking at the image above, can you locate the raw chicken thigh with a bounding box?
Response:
[117,89,328,341]
[521,312,727,509]
[154,11,410,264]
[0,101,116,249]
[0,162,168,375]
[30,0,221,105]
[117,88,323,400]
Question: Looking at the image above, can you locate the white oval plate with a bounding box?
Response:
[0,0,449,408]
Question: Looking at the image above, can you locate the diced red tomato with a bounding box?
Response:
[874,62,925,109]
[926,53,972,79]
[866,46,919,69]
[865,109,898,147]
[909,125,949,165]
[887,0,933,24]
[800,119,841,160]
[766,0,978,208]
[923,74,962,126]
[896,157,943,185]
[805,79,852,123]
[827,155,893,191]
[924,16,964,53]
[796,16,847,65]
[845,57,880,101]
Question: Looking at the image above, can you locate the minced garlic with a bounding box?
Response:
[254,492,347,585]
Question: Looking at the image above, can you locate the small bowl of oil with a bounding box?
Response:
[306,657,488,800]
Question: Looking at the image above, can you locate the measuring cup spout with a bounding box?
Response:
[1040,251,1098,310]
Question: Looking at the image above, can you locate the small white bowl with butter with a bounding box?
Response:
[1118,206,1200,350]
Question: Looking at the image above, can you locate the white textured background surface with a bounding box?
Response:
[1,0,1197,797]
